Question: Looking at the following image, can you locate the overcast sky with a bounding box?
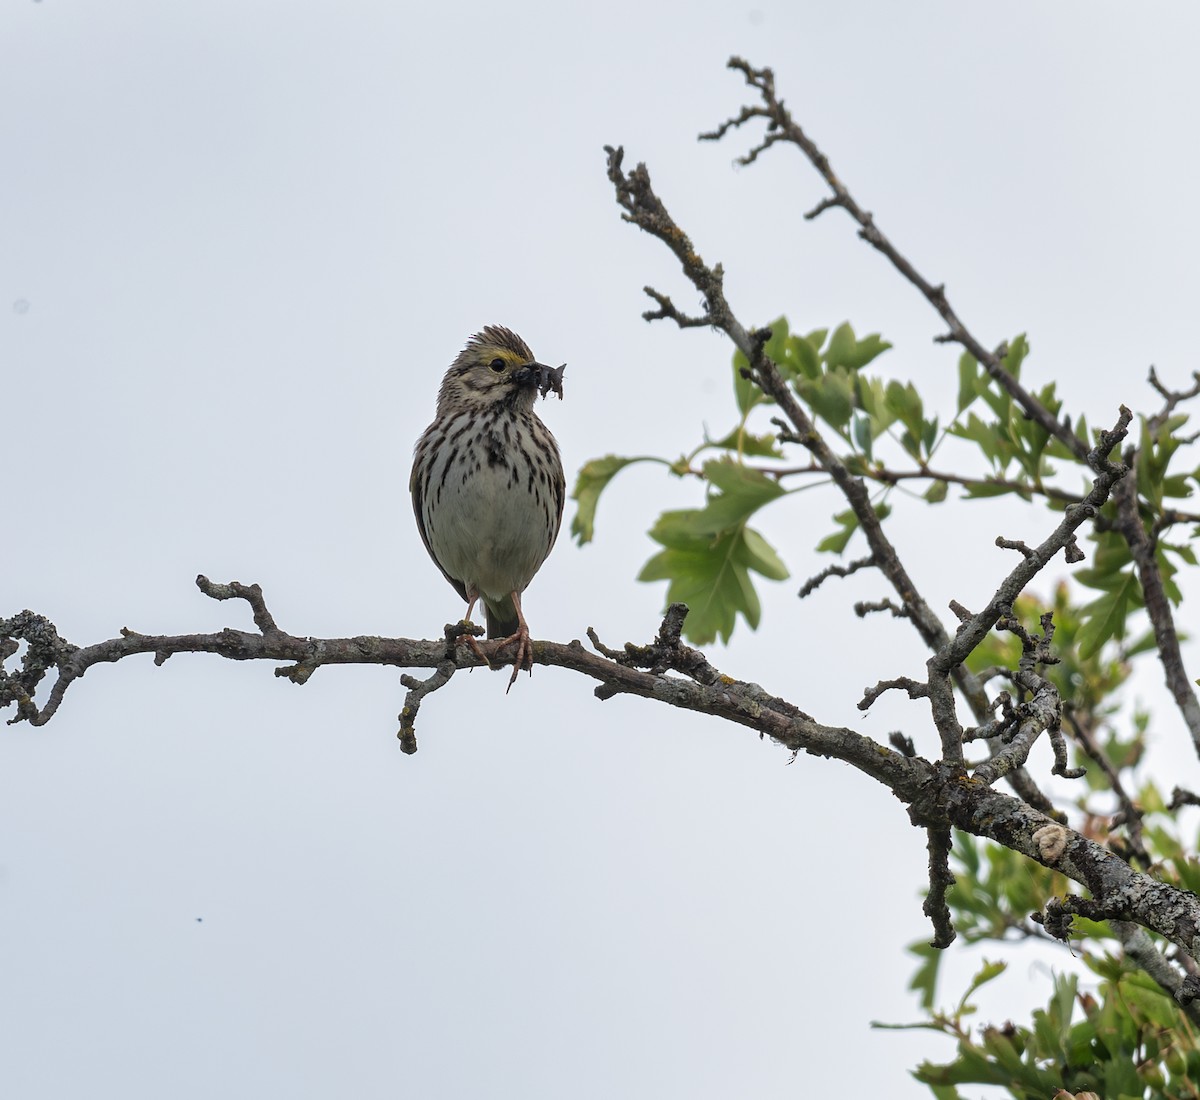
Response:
[4,3,1200,1098]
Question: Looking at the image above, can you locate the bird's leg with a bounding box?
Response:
[454,591,492,668]
[493,590,534,692]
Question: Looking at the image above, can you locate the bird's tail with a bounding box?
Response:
[485,596,519,640]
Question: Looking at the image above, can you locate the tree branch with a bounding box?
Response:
[8,576,1200,962]
[1,578,919,794]
[1112,451,1200,758]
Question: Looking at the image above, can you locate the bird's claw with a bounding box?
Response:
[494,627,534,692]
[447,620,492,668]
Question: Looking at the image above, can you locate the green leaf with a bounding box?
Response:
[924,479,949,503]
[1077,571,1140,659]
[1162,474,1193,498]
[885,379,924,438]
[815,504,889,555]
[760,316,792,370]
[958,959,1007,1015]
[1003,333,1029,379]
[817,508,859,554]
[963,480,1017,499]
[949,411,1005,467]
[697,458,787,529]
[570,455,648,545]
[797,369,855,429]
[638,523,788,644]
[637,459,790,644]
[907,941,942,1013]
[706,426,784,458]
[842,332,892,369]
[824,321,857,370]
[928,1085,962,1100]
[852,413,874,460]
[790,334,821,380]
[823,320,892,370]
[732,349,764,416]
[956,353,980,414]
[921,416,939,456]
[741,527,789,580]
[1164,539,1198,566]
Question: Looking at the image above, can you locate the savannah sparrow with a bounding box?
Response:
[410,326,565,687]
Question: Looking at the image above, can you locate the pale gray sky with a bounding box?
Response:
[4,2,1200,1098]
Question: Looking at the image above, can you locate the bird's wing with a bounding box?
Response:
[410,460,468,603]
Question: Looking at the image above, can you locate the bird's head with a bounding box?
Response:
[437,326,565,415]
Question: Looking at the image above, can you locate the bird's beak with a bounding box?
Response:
[515,361,566,400]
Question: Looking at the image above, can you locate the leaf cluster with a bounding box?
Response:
[893,961,1200,1100]
[572,315,1200,667]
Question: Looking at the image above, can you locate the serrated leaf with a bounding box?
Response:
[638,522,788,644]
[570,455,646,545]
[637,459,789,645]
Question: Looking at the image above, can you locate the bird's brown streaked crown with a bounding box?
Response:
[435,325,543,414]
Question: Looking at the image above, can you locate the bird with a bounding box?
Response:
[410,326,565,688]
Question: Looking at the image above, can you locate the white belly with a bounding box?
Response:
[420,435,552,602]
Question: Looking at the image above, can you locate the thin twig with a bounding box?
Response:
[798,555,875,598]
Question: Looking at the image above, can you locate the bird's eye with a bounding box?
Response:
[489,357,506,374]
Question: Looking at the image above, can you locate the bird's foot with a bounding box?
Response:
[447,620,491,668]
[494,625,534,692]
